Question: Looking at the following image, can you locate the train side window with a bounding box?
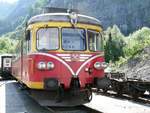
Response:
[26,30,31,52]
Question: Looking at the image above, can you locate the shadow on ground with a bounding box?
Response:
[3,81,50,113]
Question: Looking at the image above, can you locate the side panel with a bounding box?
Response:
[12,58,22,80]
[12,41,23,81]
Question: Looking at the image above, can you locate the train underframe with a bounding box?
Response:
[111,80,150,98]
[102,73,150,98]
[19,76,110,107]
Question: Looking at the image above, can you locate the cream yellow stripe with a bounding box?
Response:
[26,82,44,89]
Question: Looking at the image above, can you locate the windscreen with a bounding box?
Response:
[37,28,59,50]
[62,28,86,51]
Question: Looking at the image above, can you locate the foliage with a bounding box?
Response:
[0,0,150,65]
[109,27,150,68]
[0,0,48,53]
[104,25,125,63]
[123,27,150,58]
[104,25,150,68]
[0,37,16,53]
[0,0,48,35]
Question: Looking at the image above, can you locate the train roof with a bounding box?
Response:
[0,54,13,57]
[28,13,101,26]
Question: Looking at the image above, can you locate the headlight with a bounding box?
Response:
[94,62,101,70]
[47,62,55,70]
[94,62,108,70]
[37,62,46,70]
[101,62,108,68]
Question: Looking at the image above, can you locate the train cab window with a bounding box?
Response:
[62,28,86,51]
[3,58,11,67]
[88,30,103,51]
[37,28,59,50]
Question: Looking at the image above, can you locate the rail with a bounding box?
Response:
[46,105,102,113]
[93,72,150,104]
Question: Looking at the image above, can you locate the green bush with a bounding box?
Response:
[123,27,150,58]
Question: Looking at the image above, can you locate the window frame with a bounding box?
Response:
[61,27,87,51]
[36,27,60,51]
[87,29,103,52]
[25,30,32,53]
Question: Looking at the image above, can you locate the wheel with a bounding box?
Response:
[131,89,139,99]
[96,77,111,89]
[113,82,123,96]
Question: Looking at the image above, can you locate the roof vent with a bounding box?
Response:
[43,7,79,14]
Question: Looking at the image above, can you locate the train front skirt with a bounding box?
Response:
[28,89,92,107]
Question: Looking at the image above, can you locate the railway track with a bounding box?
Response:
[94,90,150,105]
[46,105,102,113]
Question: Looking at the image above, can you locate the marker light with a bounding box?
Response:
[38,62,46,70]
[94,62,101,70]
[47,62,55,70]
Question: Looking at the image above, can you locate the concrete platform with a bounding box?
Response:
[1,80,150,113]
[0,81,51,113]
[85,93,150,113]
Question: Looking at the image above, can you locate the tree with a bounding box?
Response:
[104,25,125,62]
[0,38,16,53]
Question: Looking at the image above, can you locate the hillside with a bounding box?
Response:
[0,0,150,58]
[48,0,150,35]
[0,1,16,20]
[1,0,150,35]
[0,0,36,35]
[117,46,150,81]
[108,27,150,81]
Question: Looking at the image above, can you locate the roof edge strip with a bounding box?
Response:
[28,13,101,26]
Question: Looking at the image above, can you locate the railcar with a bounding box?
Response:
[12,8,109,106]
[106,72,150,98]
[0,54,13,79]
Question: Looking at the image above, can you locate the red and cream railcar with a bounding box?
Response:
[12,11,109,106]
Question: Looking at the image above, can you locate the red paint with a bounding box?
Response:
[12,52,105,89]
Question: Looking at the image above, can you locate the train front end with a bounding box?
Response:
[12,12,109,106]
